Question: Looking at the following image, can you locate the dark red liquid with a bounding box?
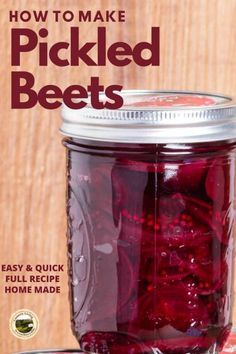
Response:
[65,139,235,354]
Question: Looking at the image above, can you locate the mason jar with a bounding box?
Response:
[61,91,236,354]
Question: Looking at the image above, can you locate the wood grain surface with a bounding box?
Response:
[0,0,236,353]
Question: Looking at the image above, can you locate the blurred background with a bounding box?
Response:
[0,0,236,353]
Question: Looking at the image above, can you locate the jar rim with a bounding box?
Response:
[60,90,236,143]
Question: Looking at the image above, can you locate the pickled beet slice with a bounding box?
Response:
[92,210,118,244]
[139,237,221,287]
[114,158,164,173]
[159,285,209,331]
[159,194,186,218]
[117,247,137,310]
[205,159,225,209]
[113,158,207,194]
[162,159,207,194]
[139,247,191,283]
[128,290,167,334]
[157,216,211,247]
[194,260,228,295]
[119,215,144,246]
[129,284,209,336]
[111,164,148,225]
[149,334,215,354]
[80,331,152,354]
[157,252,191,282]
[155,194,214,246]
[182,194,229,243]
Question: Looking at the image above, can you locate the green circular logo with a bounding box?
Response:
[10,309,39,339]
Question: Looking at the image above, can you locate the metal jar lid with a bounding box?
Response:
[60,90,236,143]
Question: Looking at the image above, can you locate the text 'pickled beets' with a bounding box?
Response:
[11,27,160,109]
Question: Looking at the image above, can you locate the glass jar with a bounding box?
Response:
[61,91,236,354]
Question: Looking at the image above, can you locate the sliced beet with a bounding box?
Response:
[111,164,148,225]
[128,290,167,335]
[139,247,191,283]
[117,247,137,310]
[80,331,152,354]
[162,159,207,194]
[159,194,186,218]
[182,194,231,244]
[194,260,228,295]
[149,334,215,354]
[205,159,225,209]
[129,283,209,337]
[115,158,164,173]
[158,217,211,247]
